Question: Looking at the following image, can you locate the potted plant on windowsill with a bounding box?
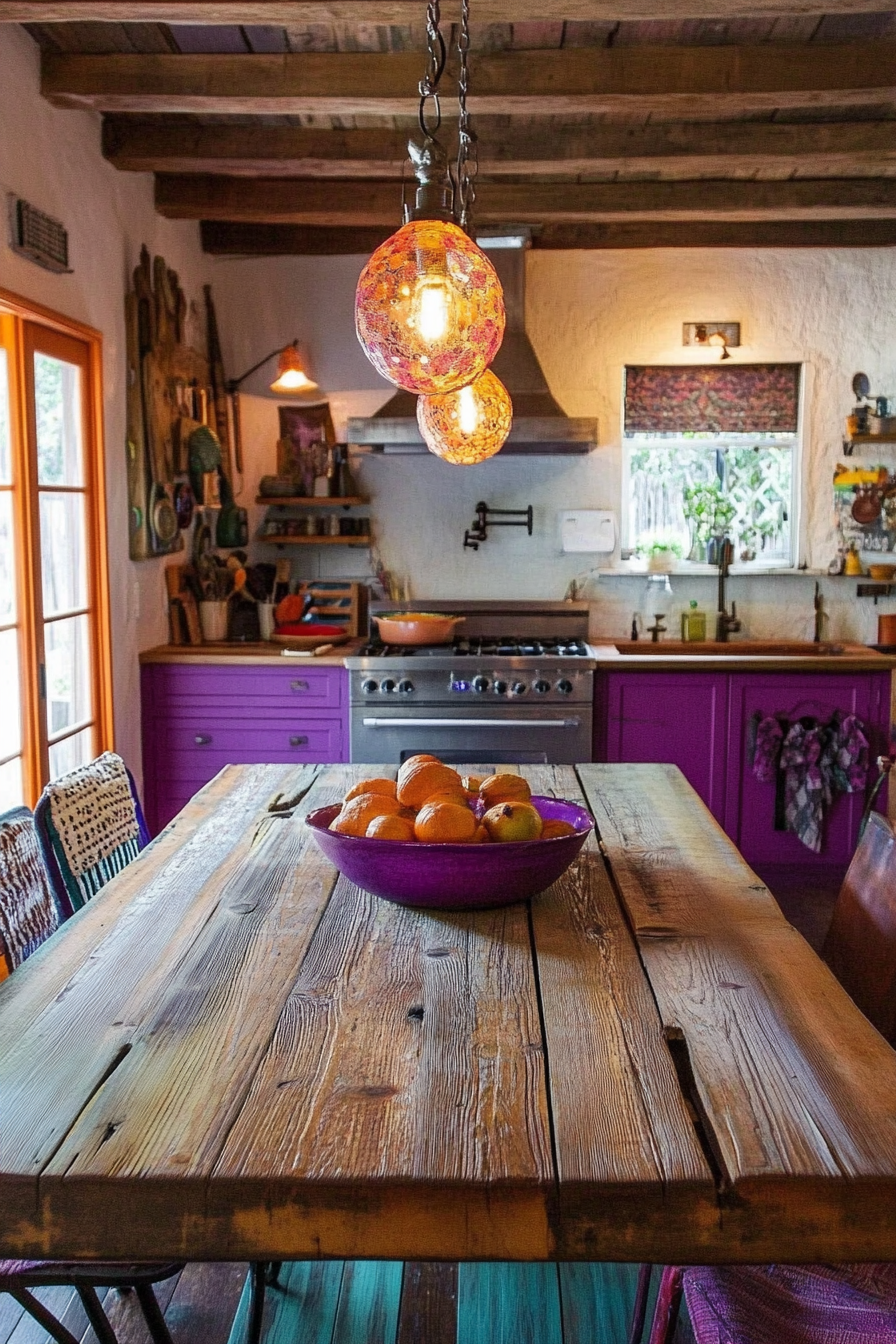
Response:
[643,538,684,573]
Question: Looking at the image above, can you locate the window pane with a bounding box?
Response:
[45,614,92,738]
[0,492,15,624]
[0,628,22,760]
[49,725,94,782]
[40,491,87,617]
[0,756,24,812]
[34,353,84,487]
[0,348,11,485]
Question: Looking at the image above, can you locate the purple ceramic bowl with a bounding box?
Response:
[304,795,594,910]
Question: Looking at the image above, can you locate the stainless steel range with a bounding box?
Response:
[346,600,595,765]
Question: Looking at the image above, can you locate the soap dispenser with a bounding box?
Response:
[681,599,707,642]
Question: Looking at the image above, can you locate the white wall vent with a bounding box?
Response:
[8,196,71,273]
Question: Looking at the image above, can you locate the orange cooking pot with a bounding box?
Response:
[373,612,465,645]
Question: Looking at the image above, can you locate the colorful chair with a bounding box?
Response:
[34,752,150,920]
[641,811,896,1344]
[0,804,180,1344]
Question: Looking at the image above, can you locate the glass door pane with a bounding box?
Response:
[31,339,96,781]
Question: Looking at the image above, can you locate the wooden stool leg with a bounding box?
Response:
[9,1288,81,1344]
[245,1260,268,1344]
[75,1285,120,1344]
[647,1266,684,1344]
[135,1283,176,1344]
[628,1263,654,1344]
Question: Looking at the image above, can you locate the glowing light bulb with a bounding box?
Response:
[355,219,505,396]
[417,370,513,465]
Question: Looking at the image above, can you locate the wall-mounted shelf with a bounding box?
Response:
[257,533,372,548]
[255,496,367,507]
[842,436,896,456]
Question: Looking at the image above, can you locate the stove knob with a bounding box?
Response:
[532,679,551,695]
[362,678,379,695]
[511,681,528,697]
[493,679,508,696]
[380,678,396,694]
[556,679,574,696]
[472,675,490,694]
[397,678,414,695]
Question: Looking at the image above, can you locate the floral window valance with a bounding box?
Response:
[624,363,801,435]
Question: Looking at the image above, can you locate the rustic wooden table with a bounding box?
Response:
[2,762,896,1266]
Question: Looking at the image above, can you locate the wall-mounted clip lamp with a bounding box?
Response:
[225,341,319,475]
[683,322,741,361]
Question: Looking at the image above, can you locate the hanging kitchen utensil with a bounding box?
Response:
[174,481,195,529]
[852,484,883,524]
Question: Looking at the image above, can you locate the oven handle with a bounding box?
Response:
[361,717,581,729]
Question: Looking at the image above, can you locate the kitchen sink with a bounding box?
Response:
[613,641,846,656]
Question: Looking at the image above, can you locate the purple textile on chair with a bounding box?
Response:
[684,1263,896,1343]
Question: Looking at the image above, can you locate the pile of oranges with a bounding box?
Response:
[329,755,578,845]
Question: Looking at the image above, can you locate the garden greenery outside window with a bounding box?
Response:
[622,364,801,569]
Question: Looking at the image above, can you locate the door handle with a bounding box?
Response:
[194,733,212,745]
[289,734,309,746]
[361,718,581,729]
[290,679,310,692]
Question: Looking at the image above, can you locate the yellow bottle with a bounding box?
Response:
[844,543,863,577]
[681,600,707,641]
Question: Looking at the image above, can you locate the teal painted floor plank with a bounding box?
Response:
[331,1261,403,1344]
[457,1263,563,1344]
[226,1262,344,1344]
[560,1262,660,1344]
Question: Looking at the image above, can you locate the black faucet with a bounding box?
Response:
[716,537,741,642]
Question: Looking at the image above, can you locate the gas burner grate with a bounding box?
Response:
[358,636,591,659]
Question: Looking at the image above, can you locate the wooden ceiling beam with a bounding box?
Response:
[43,45,896,117]
[104,116,896,178]
[10,2,896,21]
[157,172,896,222]
[200,219,896,252]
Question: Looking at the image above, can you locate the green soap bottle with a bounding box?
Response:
[681,599,707,642]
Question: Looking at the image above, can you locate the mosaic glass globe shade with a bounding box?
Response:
[417,369,513,465]
[355,219,505,396]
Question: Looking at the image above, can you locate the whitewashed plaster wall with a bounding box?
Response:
[215,245,896,646]
[0,25,211,783]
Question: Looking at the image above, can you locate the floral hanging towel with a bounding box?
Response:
[780,720,826,853]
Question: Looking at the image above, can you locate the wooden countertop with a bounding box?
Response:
[139,640,365,667]
[2,762,896,1265]
[590,641,896,671]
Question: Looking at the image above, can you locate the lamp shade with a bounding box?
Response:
[417,369,513,465]
[270,344,318,394]
[355,219,505,396]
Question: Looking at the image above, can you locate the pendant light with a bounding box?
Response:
[415,0,514,464]
[417,368,512,464]
[354,0,505,397]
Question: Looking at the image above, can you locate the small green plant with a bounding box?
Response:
[635,536,684,559]
[683,483,736,543]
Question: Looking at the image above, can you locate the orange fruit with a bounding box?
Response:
[540,819,578,840]
[397,758,464,809]
[330,792,404,837]
[344,777,397,803]
[471,824,491,843]
[422,786,470,808]
[479,773,532,808]
[413,800,479,844]
[482,801,543,843]
[366,813,416,842]
[462,774,484,794]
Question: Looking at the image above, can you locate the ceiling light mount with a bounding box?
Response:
[683,322,741,361]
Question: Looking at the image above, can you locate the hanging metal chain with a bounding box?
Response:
[418,0,447,142]
[455,0,478,230]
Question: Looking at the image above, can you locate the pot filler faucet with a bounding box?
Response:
[716,537,742,642]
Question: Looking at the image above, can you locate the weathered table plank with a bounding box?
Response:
[2,762,896,1263]
[578,762,896,1262]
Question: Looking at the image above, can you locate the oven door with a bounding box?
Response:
[350,703,592,765]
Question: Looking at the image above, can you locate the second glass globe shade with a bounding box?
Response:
[355,219,505,396]
[417,370,513,464]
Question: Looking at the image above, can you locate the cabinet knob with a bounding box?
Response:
[290,679,310,692]
[289,734,309,747]
[194,733,212,746]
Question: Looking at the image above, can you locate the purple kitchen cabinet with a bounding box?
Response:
[141,662,348,834]
[595,671,729,822]
[725,671,890,873]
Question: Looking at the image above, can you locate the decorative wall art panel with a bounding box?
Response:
[624,364,801,435]
[834,464,896,554]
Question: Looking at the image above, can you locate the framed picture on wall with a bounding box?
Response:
[277,403,335,496]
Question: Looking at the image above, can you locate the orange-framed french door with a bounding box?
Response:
[0,289,112,810]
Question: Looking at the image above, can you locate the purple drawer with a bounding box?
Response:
[159,719,347,776]
[150,663,345,712]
